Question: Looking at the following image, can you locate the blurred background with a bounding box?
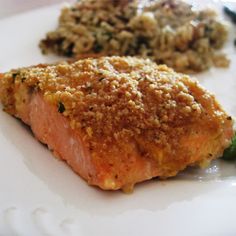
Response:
[0,0,73,18]
[1,0,236,19]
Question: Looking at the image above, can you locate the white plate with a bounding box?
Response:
[0,1,236,235]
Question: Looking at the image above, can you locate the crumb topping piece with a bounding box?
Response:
[2,57,226,148]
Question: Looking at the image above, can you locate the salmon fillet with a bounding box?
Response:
[0,57,233,191]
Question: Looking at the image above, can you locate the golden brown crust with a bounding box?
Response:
[0,57,233,190]
[0,57,226,137]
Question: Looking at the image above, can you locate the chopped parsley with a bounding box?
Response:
[58,102,65,113]
[99,77,105,82]
[93,42,103,53]
[222,134,236,161]
[11,72,20,81]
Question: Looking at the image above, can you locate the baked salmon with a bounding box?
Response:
[0,57,233,191]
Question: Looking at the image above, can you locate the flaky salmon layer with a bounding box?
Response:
[0,57,233,191]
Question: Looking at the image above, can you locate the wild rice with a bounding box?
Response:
[39,0,229,73]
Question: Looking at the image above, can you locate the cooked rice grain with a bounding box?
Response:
[40,0,229,73]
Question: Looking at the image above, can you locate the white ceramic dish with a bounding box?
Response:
[0,1,236,235]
